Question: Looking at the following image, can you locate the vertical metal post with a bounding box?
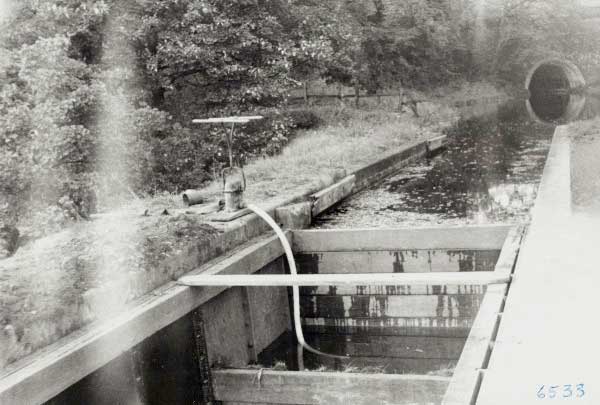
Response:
[240,287,258,363]
[130,347,148,405]
[227,123,235,168]
[192,309,217,405]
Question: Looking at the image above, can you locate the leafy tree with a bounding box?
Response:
[458,0,599,85]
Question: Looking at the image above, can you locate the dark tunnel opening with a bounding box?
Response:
[529,64,570,95]
[528,63,584,123]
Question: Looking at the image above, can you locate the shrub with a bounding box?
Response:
[286,109,322,130]
[146,124,213,193]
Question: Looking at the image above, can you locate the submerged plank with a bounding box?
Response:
[306,334,466,359]
[300,284,486,296]
[300,294,484,318]
[212,369,450,405]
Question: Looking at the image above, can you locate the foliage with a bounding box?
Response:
[462,0,600,85]
[1,0,599,234]
[128,0,302,113]
[285,108,322,129]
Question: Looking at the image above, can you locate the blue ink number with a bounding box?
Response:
[563,385,573,398]
[537,384,585,399]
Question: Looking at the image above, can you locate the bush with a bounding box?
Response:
[141,109,322,193]
[286,109,322,130]
[146,124,214,193]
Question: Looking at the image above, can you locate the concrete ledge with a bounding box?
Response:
[442,227,522,404]
[442,284,507,405]
[0,232,289,405]
[0,134,439,404]
[275,202,312,229]
[352,140,428,191]
[427,135,448,155]
[311,175,356,217]
[476,127,600,404]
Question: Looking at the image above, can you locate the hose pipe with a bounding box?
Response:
[247,204,348,361]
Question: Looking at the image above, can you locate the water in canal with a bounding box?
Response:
[258,249,498,375]
[258,94,600,378]
[315,99,560,228]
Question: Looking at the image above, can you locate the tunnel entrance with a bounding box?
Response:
[525,60,586,123]
[529,64,570,95]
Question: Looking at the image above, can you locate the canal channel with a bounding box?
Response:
[35,92,600,404]
[252,93,600,381]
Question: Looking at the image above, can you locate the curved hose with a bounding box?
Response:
[247,204,348,361]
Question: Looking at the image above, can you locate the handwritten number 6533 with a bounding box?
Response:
[537,384,585,399]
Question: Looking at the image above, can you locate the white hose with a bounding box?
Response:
[247,204,348,361]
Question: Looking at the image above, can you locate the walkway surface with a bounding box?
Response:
[477,127,600,404]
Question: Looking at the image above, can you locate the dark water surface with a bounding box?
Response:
[316,100,559,228]
[256,94,600,382]
[256,99,576,378]
[317,93,600,228]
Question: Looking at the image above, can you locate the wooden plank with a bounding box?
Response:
[492,225,524,278]
[441,284,507,405]
[306,334,466,359]
[351,141,428,190]
[296,355,459,376]
[303,323,471,338]
[202,287,254,368]
[427,135,447,154]
[0,232,288,405]
[301,284,486,296]
[212,369,450,405]
[292,225,512,252]
[275,202,312,230]
[246,259,291,356]
[303,316,476,334]
[295,250,500,275]
[178,271,510,287]
[300,294,484,318]
[310,175,356,217]
[441,226,520,405]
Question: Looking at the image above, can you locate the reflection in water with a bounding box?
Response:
[259,281,484,375]
[260,249,493,375]
[527,92,586,124]
[316,100,557,228]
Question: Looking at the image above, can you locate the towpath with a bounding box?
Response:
[477,128,600,404]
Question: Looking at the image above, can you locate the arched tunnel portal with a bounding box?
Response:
[525,59,586,93]
[525,59,587,123]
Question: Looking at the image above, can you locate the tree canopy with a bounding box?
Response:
[1,0,599,227]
